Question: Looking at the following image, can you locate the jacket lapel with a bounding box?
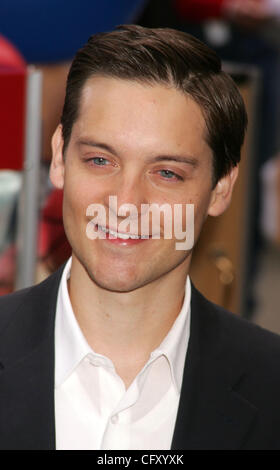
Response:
[171,285,257,450]
[0,266,64,450]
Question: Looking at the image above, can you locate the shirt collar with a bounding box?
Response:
[55,257,191,393]
[148,276,191,393]
[55,258,91,387]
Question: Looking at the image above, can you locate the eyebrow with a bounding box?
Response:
[77,138,199,167]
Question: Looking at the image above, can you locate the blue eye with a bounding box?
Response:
[92,157,109,165]
[159,169,182,181]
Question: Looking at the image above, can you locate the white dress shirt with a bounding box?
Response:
[55,258,191,450]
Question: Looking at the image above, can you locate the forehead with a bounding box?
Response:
[73,76,208,155]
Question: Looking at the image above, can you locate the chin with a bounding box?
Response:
[90,275,145,293]
[84,264,145,293]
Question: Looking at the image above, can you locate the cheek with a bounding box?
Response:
[193,194,212,232]
[62,179,89,236]
[63,172,99,212]
[183,187,212,229]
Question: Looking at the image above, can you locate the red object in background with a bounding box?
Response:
[0,35,27,171]
[175,0,224,22]
[0,35,26,70]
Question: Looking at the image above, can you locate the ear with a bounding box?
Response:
[207,166,239,217]
[49,124,65,189]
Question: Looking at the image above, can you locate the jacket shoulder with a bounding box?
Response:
[192,286,280,350]
[191,286,280,407]
[191,284,280,371]
[0,265,65,332]
[214,298,280,358]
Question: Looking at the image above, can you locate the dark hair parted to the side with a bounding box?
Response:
[61,24,247,186]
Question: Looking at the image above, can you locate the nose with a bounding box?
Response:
[105,171,149,221]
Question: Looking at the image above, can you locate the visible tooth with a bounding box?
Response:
[116,232,130,239]
[98,225,108,233]
[98,225,144,239]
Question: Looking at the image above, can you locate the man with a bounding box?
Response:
[1,24,280,450]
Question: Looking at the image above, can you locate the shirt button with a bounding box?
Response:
[110,414,119,424]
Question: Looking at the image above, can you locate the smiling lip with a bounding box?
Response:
[94,224,152,244]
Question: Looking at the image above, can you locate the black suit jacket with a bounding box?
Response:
[1,265,280,450]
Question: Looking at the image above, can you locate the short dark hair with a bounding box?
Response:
[61,24,247,186]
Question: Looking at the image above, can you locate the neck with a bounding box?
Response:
[68,254,190,387]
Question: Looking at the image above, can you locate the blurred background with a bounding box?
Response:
[0,0,279,332]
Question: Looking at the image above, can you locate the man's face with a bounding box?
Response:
[51,76,235,292]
